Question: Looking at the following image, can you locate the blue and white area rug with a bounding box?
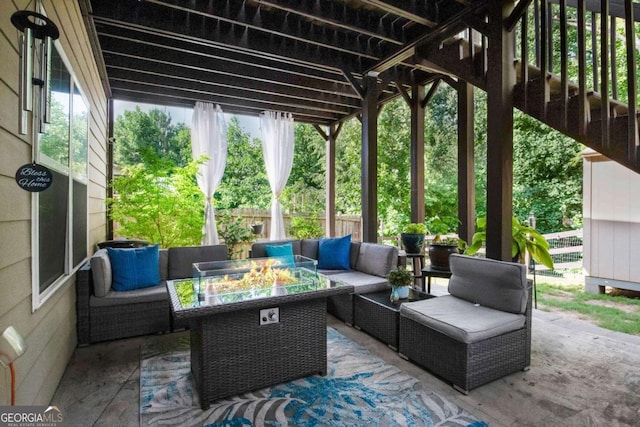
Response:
[140,329,487,427]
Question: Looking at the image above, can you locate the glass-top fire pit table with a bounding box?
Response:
[166,255,353,410]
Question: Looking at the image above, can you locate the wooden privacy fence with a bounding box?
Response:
[220,208,362,241]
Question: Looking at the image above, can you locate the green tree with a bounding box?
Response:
[423,85,460,234]
[377,98,412,234]
[215,117,271,209]
[335,119,362,215]
[114,107,191,167]
[108,155,204,248]
[512,111,583,232]
[472,89,583,233]
[281,123,326,213]
[39,96,69,165]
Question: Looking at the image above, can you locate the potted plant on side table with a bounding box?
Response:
[400,223,427,254]
[387,267,413,302]
[428,235,462,271]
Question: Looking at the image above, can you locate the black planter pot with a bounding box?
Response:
[428,244,459,271]
[401,233,425,254]
[250,223,264,235]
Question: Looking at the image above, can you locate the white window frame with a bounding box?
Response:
[31,31,89,311]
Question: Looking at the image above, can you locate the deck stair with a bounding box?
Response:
[417,0,640,174]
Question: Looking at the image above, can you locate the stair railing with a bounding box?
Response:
[513,0,639,162]
[438,1,639,166]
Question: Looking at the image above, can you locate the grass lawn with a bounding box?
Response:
[535,280,640,335]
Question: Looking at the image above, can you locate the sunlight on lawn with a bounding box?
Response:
[535,278,640,336]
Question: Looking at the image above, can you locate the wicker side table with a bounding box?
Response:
[421,266,452,293]
[354,288,434,350]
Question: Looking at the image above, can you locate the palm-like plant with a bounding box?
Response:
[464,216,554,270]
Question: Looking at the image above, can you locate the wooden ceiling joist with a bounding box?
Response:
[81,0,487,124]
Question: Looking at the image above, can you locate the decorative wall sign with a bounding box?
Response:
[15,163,53,192]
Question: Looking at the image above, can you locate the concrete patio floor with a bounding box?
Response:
[51,281,640,426]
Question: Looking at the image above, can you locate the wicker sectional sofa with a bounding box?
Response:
[76,244,228,346]
[250,238,399,325]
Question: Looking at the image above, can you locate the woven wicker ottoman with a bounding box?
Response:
[354,288,434,350]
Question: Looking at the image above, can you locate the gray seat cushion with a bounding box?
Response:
[448,254,528,314]
[355,243,398,278]
[400,295,526,344]
[327,271,389,294]
[168,245,228,279]
[318,268,348,276]
[89,283,168,307]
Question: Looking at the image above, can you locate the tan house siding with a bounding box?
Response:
[0,0,107,406]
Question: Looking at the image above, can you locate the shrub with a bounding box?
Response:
[107,159,204,248]
[288,216,323,239]
[217,213,255,259]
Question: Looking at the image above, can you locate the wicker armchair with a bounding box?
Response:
[398,254,532,394]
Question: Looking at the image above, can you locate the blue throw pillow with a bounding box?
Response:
[265,243,296,266]
[317,235,351,270]
[107,244,160,291]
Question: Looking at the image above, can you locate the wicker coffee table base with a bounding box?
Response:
[190,298,328,409]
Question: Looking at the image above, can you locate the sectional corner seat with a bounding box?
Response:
[76,244,228,346]
[250,238,399,325]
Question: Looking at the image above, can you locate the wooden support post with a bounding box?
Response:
[326,126,337,237]
[539,0,550,117]
[457,81,475,245]
[410,83,425,224]
[624,0,638,163]
[314,123,342,238]
[485,0,515,262]
[601,0,610,148]
[577,0,588,136]
[362,72,380,243]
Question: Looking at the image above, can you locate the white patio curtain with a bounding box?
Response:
[191,102,227,245]
[260,111,294,240]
